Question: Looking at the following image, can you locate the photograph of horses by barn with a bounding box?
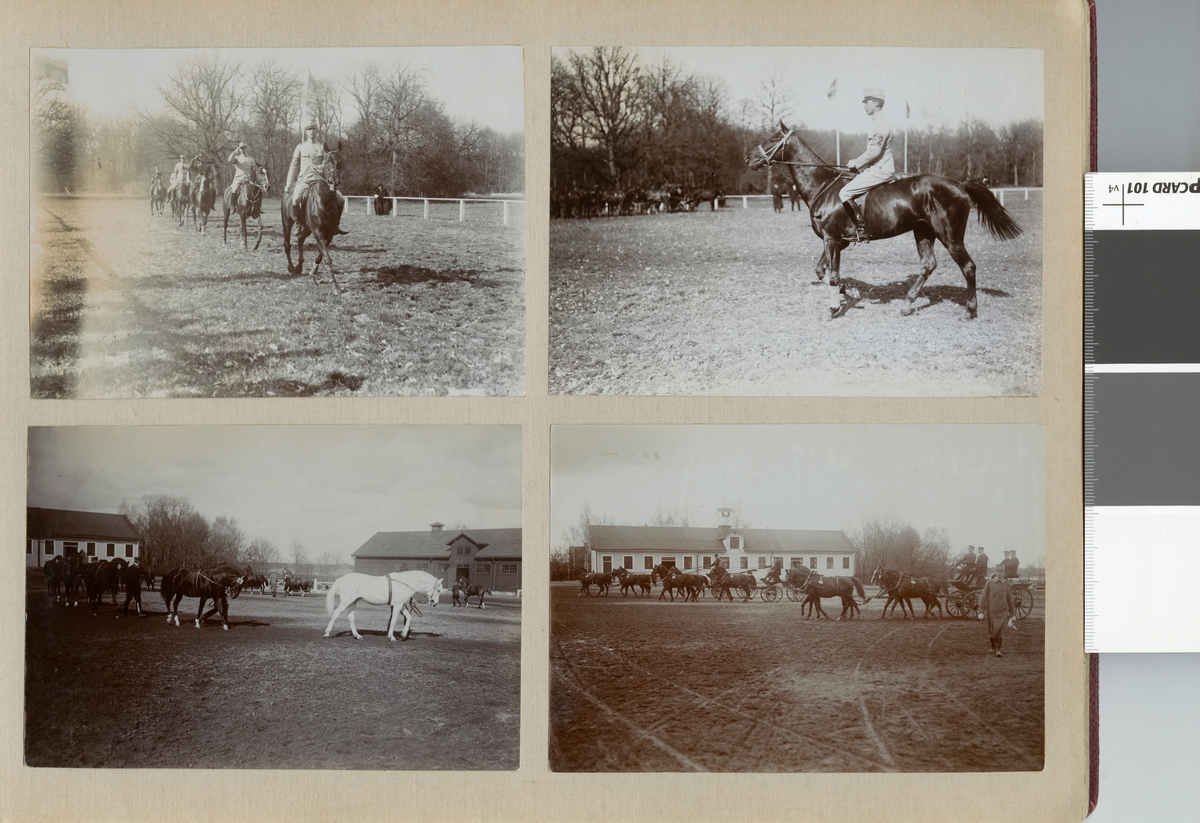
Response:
[30,47,524,398]
[550,47,1043,396]
[25,425,522,770]
[550,425,1046,772]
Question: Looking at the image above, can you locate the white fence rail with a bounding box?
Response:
[733,187,1042,209]
[341,195,525,225]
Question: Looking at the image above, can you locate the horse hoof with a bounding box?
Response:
[388,635,396,642]
[223,625,228,631]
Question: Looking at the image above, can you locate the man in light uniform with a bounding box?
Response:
[166,154,190,200]
[840,88,896,242]
[284,122,327,221]
[227,142,258,202]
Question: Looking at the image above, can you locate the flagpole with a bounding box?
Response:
[828,77,839,166]
[904,99,909,174]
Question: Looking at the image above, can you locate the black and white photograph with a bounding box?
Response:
[550,425,1045,772]
[31,47,525,398]
[25,426,522,770]
[550,47,1043,395]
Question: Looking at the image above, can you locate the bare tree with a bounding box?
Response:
[243,537,279,568]
[755,68,794,190]
[150,52,247,166]
[247,59,300,195]
[566,47,643,187]
[33,79,85,193]
[207,516,246,564]
[291,539,310,575]
[123,494,211,569]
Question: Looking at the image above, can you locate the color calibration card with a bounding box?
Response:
[1086,172,1200,652]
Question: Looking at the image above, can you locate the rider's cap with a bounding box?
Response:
[862,88,886,102]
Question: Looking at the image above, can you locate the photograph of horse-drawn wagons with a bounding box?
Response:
[550,425,1046,772]
[25,425,522,769]
[30,47,524,398]
[550,47,1043,395]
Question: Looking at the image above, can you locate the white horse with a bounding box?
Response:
[323,571,445,641]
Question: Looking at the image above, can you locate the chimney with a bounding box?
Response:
[430,522,444,532]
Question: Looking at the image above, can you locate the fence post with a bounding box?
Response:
[391,197,398,217]
[998,189,1005,207]
[742,196,749,209]
[423,199,430,219]
[503,200,510,226]
[367,197,372,216]
[1025,189,1029,200]
[459,200,465,222]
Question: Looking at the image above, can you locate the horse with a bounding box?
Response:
[373,185,393,215]
[282,147,349,292]
[172,160,198,227]
[613,567,654,597]
[708,564,757,602]
[798,573,870,620]
[463,584,491,609]
[60,554,86,606]
[240,571,269,593]
[284,575,313,596]
[190,163,218,233]
[43,556,65,602]
[651,565,694,602]
[223,164,268,250]
[323,570,444,641]
[83,558,127,615]
[875,568,945,619]
[160,563,246,630]
[150,179,166,215]
[747,122,1023,319]
[119,560,150,617]
[578,571,614,597]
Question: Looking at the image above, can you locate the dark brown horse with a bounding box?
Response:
[190,162,218,233]
[118,560,152,617]
[797,572,869,620]
[875,568,946,619]
[708,564,757,602]
[161,563,246,630]
[223,163,268,249]
[578,571,615,597]
[282,148,348,292]
[614,567,654,597]
[150,178,166,215]
[82,558,127,616]
[172,174,192,227]
[747,123,1022,318]
[463,584,492,609]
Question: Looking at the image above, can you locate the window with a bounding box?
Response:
[683,556,692,570]
[457,546,471,556]
[86,543,95,556]
[791,558,803,568]
[758,556,767,568]
[602,556,612,573]
[624,556,633,570]
[810,557,817,568]
[703,556,711,569]
[719,557,730,569]
[478,564,491,573]
[438,563,449,572]
[826,557,834,569]
[45,541,55,556]
[126,544,135,558]
[843,557,851,569]
[729,536,741,549]
[740,557,748,570]
[661,557,676,568]
[107,543,115,557]
[502,564,517,575]
[644,556,654,570]
[399,563,409,571]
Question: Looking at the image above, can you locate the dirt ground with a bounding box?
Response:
[24,575,521,770]
[30,197,525,397]
[549,195,1042,396]
[550,582,1044,772]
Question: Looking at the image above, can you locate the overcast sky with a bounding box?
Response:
[557,46,1043,133]
[28,427,522,563]
[552,426,1045,564]
[34,47,525,134]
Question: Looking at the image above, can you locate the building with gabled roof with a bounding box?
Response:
[352,522,522,593]
[26,507,142,568]
[588,523,858,577]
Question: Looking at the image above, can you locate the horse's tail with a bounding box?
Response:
[852,576,867,601]
[325,579,338,615]
[963,181,1023,240]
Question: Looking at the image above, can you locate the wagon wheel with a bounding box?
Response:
[965,591,980,619]
[762,585,781,603]
[1012,587,1034,619]
[946,593,968,619]
[786,585,802,602]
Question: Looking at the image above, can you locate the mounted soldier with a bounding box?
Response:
[227,142,259,202]
[840,87,896,242]
[166,153,190,201]
[284,121,328,222]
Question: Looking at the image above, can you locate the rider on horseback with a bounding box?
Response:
[151,166,163,188]
[166,154,190,200]
[284,121,327,222]
[840,88,896,243]
[227,142,258,202]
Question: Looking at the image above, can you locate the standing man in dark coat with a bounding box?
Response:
[978,572,1017,656]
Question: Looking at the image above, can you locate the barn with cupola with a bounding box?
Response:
[351,522,522,592]
[587,520,858,578]
[26,507,142,569]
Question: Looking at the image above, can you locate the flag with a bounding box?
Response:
[906,99,910,119]
[299,70,317,135]
[827,77,837,100]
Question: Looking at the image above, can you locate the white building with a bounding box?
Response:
[26,507,141,569]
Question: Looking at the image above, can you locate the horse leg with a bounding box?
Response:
[902,226,940,315]
[945,238,978,319]
[222,201,230,245]
[219,595,230,631]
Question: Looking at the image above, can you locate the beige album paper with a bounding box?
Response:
[4,0,1087,820]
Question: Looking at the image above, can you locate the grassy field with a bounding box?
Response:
[31,197,525,397]
[549,195,1042,396]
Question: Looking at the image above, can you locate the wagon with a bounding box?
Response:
[944,578,1035,619]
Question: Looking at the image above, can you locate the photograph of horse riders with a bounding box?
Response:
[25,425,522,770]
[30,47,525,398]
[550,47,1043,396]
[550,425,1046,772]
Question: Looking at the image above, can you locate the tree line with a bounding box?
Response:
[33,53,523,198]
[551,47,1043,197]
[119,494,345,578]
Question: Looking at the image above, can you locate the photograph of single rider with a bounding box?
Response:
[285,123,325,221]
[227,142,258,202]
[165,153,188,199]
[840,88,896,240]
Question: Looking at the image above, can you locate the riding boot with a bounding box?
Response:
[841,200,869,243]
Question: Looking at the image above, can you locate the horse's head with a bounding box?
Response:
[747,123,795,170]
[424,575,444,607]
